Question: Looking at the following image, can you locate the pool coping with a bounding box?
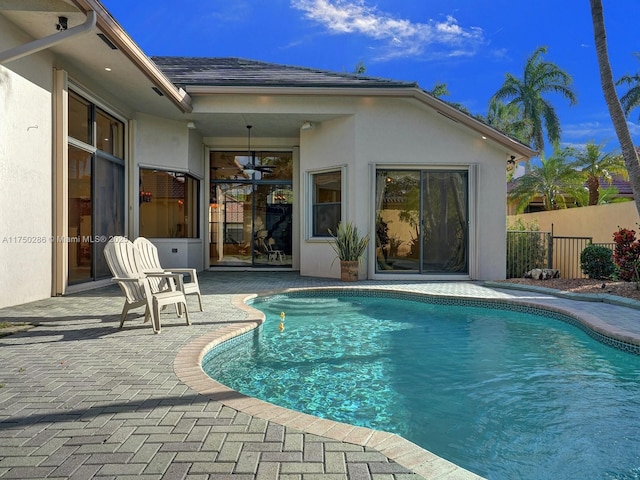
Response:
[173,285,640,480]
[484,280,640,311]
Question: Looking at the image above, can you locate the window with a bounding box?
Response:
[311,170,342,237]
[67,89,125,284]
[96,108,124,158]
[69,91,91,145]
[139,169,199,238]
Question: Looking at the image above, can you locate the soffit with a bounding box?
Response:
[0,0,188,118]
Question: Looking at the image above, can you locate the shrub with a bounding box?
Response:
[506,219,549,278]
[580,244,617,279]
[613,227,640,281]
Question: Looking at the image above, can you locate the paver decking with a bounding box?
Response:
[1,272,639,480]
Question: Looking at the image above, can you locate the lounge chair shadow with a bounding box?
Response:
[0,314,157,344]
[0,391,248,430]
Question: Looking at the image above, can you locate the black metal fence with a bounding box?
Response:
[506,231,616,279]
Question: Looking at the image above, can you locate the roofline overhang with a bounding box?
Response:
[71,0,192,114]
[185,85,536,160]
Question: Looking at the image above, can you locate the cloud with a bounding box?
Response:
[290,0,484,60]
[563,121,613,140]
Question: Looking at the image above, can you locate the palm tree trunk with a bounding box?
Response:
[587,176,600,205]
[590,0,640,216]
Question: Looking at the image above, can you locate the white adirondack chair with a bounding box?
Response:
[103,236,191,333]
[133,237,204,312]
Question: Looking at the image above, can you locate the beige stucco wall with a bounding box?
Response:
[298,96,512,281]
[0,18,55,308]
[133,113,206,271]
[509,201,640,244]
[299,115,357,279]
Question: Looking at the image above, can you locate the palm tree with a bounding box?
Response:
[508,147,583,213]
[590,0,640,216]
[570,141,628,205]
[484,98,532,145]
[427,82,472,114]
[353,60,366,75]
[429,82,449,98]
[616,52,640,121]
[491,46,577,155]
[573,184,625,207]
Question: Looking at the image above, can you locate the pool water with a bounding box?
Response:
[202,292,640,480]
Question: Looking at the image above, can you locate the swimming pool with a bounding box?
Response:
[202,290,640,480]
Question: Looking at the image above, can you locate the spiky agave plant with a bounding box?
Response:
[328,221,369,263]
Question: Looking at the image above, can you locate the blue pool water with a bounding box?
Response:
[202,291,640,480]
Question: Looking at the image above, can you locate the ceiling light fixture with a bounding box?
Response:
[244,125,256,175]
[187,121,196,129]
[300,121,314,130]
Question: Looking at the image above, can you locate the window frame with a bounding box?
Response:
[138,167,201,239]
[306,166,346,240]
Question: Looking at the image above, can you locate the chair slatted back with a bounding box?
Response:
[104,236,146,303]
[133,237,169,293]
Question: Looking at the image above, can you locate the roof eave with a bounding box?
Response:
[71,0,192,114]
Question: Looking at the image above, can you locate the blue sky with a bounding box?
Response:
[102,0,640,157]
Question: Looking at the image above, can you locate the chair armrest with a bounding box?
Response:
[162,268,196,275]
[163,268,197,281]
[112,276,144,283]
[145,272,185,291]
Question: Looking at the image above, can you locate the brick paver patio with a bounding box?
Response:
[1,272,639,480]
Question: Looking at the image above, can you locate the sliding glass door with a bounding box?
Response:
[375,169,468,274]
[209,151,292,267]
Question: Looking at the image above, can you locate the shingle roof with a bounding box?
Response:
[151,56,419,89]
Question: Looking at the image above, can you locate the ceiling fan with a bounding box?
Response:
[243,125,275,175]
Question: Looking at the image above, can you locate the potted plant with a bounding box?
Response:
[328,221,370,281]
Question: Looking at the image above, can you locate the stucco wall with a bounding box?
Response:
[509,201,640,244]
[134,113,205,271]
[299,115,357,279]
[297,97,512,281]
[0,19,55,308]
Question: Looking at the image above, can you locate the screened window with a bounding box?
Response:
[311,170,342,237]
[139,169,199,238]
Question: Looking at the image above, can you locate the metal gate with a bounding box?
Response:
[506,225,612,279]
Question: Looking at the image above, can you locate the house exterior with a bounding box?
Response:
[0,0,534,309]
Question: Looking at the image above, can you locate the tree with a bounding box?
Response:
[491,46,577,155]
[573,184,625,207]
[508,147,583,213]
[484,98,532,145]
[570,141,628,205]
[427,82,471,114]
[590,0,640,216]
[429,82,449,98]
[616,52,640,121]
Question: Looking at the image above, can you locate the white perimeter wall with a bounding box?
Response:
[0,17,55,308]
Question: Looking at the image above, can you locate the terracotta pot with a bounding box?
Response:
[340,260,359,282]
